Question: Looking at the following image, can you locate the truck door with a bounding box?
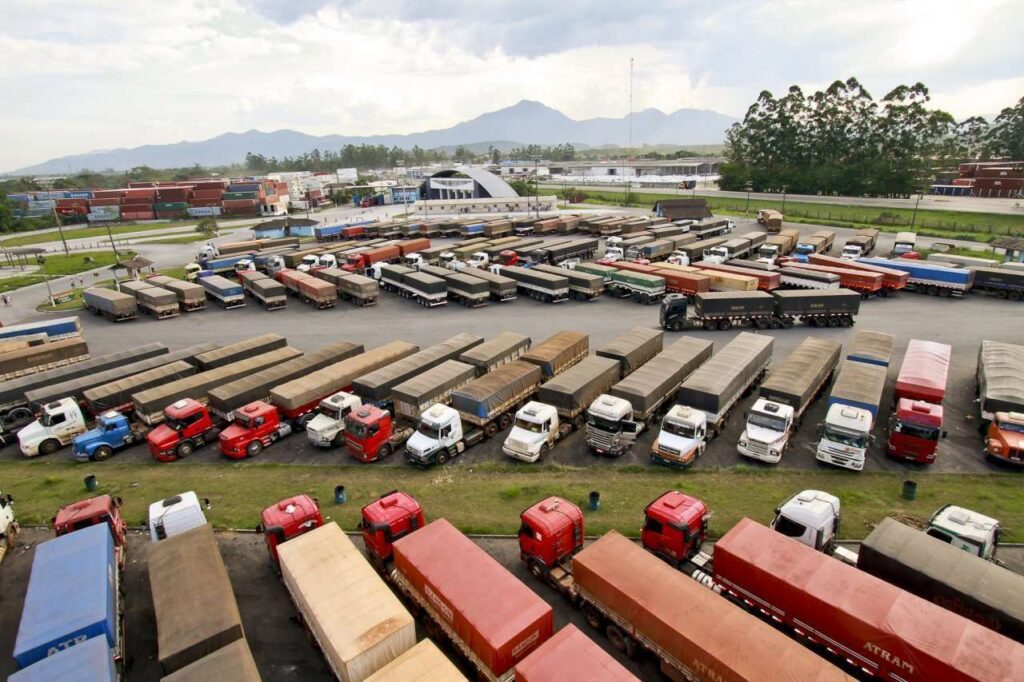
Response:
[621,420,640,445]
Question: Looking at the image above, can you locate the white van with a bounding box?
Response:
[148,491,208,542]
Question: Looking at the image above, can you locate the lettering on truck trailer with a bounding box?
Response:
[863,641,914,675]
[48,634,88,656]
[425,584,455,623]
[510,629,541,659]
[690,659,727,682]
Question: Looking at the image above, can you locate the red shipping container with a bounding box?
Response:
[92,189,125,199]
[192,189,224,200]
[193,181,227,190]
[713,518,1024,681]
[392,519,553,678]
[652,268,711,295]
[55,198,88,208]
[223,199,257,208]
[128,182,156,188]
[895,339,951,404]
[808,254,908,290]
[514,624,637,682]
[155,209,188,219]
[695,262,781,291]
[121,199,154,208]
[123,211,155,221]
[124,188,157,199]
[88,198,121,207]
[787,262,882,292]
[398,238,430,256]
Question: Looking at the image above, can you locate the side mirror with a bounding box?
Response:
[774,506,781,515]
[869,434,877,445]
[113,496,123,507]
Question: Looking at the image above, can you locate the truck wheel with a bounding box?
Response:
[436,451,449,465]
[528,557,546,579]
[582,603,604,630]
[498,413,513,431]
[298,413,315,428]
[39,439,60,456]
[1010,291,1022,301]
[484,422,498,438]
[927,285,939,296]
[606,624,637,658]
[539,443,550,461]
[672,321,683,331]
[177,441,194,459]
[93,445,113,461]
[719,318,732,331]
[378,444,392,460]
[246,440,263,457]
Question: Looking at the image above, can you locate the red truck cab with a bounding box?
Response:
[887,398,944,463]
[498,250,519,266]
[147,398,216,462]
[641,490,709,566]
[259,494,323,562]
[987,412,1024,465]
[359,491,424,569]
[344,405,395,462]
[53,495,127,567]
[219,401,289,459]
[518,497,584,578]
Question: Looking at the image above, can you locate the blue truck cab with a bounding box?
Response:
[72,411,139,462]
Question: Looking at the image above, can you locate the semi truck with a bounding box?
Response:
[514,624,636,682]
[316,267,379,306]
[778,266,841,289]
[756,228,800,263]
[859,257,974,297]
[530,263,604,300]
[459,331,531,376]
[587,337,713,457]
[649,333,773,468]
[713,518,1024,680]
[521,330,588,380]
[757,208,784,231]
[418,264,491,306]
[737,337,841,464]
[194,333,286,370]
[693,260,781,290]
[659,289,860,331]
[807,253,909,294]
[83,288,138,322]
[378,264,448,307]
[967,266,1024,301]
[886,339,951,463]
[689,216,735,239]
[595,326,663,379]
[498,265,569,303]
[277,269,337,308]
[815,360,888,471]
[146,398,219,462]
[840,228,879,259]
[119,280,181,318]
[0,488,16,563]
[503,356,620,462]
[977,339,1024,465]
[793,230,835,258]
[0,338,90,381]
[199,274,245,309]
[18,397,90,456]
[404,361,542,466]
[702,236,755,263]
[456,266,517,301]
[535,238,598,264]
[342,243,402,273]
[238,270,287,310]
[146,275,206,311]
[848,329,895,367]
[783,261,884,295]
[0,316,80,342]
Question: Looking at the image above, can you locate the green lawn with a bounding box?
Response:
[3,461,1022,541]
[146,233,211,245]
[0,222,198,247]
[560,188,1024,242]
[0,250,134,294]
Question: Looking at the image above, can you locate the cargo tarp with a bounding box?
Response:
[894,340,951,404]
[365,639,467,682]
[521,331,588,379]
[537,356,619,416]
[84,288,137,315]
[828,361,887,417]
[353,334,482,402]
[84,361,195,414]
[977,340,1024,414]
[502,266,568,289]
[271,341,417,412]
[596,327,664,378]
[694,291,774,316]
[513,624,637,682]
[8,636,116,682]
[149,525,243,675]
[136,286,178,308]
[459,332,531,374]
[157,279,206,304]
[848,330,895,367]
[195,333,286,371]
[277,523,415,682]
[451,361,542,423]
[208,341,364,414]
[612,337,713,417]
[676,332,773,416]
[250,277,286,298]
[771,289,861,316]
[0,338,89,379]
[392,360,478,421]
[337,273,378,298]
[759,338,841,410]
[393,520,553,677]
[532,264,604,292]
[161,638,261,682]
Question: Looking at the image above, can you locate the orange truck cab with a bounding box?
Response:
[987,412,1024,465]
[258,494,324,562]
[641,490,709,567]
[343,405,411,462]
[887,398,944,463]
[147,398,216,463]
[53,494,127,567]
[498,250,519,266]
[218,400,292,459]
[358,491,425,569]
[518,497,584,579]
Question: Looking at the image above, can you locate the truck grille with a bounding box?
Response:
[586,427,615,449]
[744,440,770,456]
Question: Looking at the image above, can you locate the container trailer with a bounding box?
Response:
[778,266,840,289]
[316,267,379,306]
[659,289,860,331]
[595,326,663,379]
[146,275,206,311]
[521,331,588,379]
[815,360,888,471]
[8,636,117,682]
[886,339,951,463]
[84,288,138,321]
[693,261,781,290]
[977,340,1024,465]
[459,332,531,376]
[530,263,604,299]
[238,270,286,310]
[457,267,517,301]
[808,253,908,294]
[847,329,895,367]
[859,257,973,296]
[499,265,569,303]
[119,280,180,318]
[0,338,90,382]
[969,266,1024,301]
[199,274,245,309]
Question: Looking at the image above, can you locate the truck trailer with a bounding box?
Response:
[351,334,482,406]
[969,266,1024,301]
[238,270,287,310]
[457,267,517,302]
[886,339,951,464]
[119,280,180,319]
[0,338,90,382]
[0,316,80,342]
[595,326,663,379]
[847,329,895,367]
[459,332,531,376]
[530,263,604,300]
[520,331,588,380]
[659,289,860,331]
[199,274,245,309]
[316,267,380,306]
[859,257,974,297]
[815,360,888,471]
[146,275,206,311]
[807,253,908,294]
[499,265,569,303]
[977,340,1024,465]
[83,288,138,322]
[419,264,491,307]
[778,266,841,289]
[195,334,286,370]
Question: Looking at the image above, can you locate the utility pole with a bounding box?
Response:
[625,57,634,207]
[781,186,787,214]
[910,192,923,229]
[744,181,753,218]
[50,204,69,255]
[104,221,121,263]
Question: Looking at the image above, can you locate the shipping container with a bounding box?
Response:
[353,334,482,404]
[459,332,531,376]
[595,326,664,378]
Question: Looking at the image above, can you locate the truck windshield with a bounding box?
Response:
[822,425,867,448]
[514,417,544,433]
[749,411,788,432]
[773,515,808,539]
[41,411,67,427]
[346,255,362,265]
[997,420,1024,434]
[663,420,697,439]
[321,404,342,420]
[234,414,252,429]
[344,418,366,438]
[417,422,441,440]
[587,414,621,432]
[758,247,777,259]
[892,419,940,441]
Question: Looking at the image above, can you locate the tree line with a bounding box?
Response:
[719,78,1024,196]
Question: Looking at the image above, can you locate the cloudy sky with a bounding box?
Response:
[2,0,1022,170]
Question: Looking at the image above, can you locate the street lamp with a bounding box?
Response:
[744,181,753,218]
[910,191,923,230]
[781,186,787,215]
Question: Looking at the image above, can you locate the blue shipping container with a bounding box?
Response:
[9,636,116,682]
[858,257,974,287]
[66,191,93,200]
[316,224,344,239]
[0,316,81,342]
[14,524,117,669]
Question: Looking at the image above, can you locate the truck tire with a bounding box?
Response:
[39,439,60,456]
[539,443,550,461]
[484,422,498,438]
[719,318,732,331]
[436,451,448,465]
[177,441,194,459]
[378,443,392,460]
[498,413,512,431]
[605,624,637,658]
[246,440,263,457]
[672,321,683,331]
[93,445,113,461]
[582,602,604,630]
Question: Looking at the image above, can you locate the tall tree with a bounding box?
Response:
[986,95,1024,160]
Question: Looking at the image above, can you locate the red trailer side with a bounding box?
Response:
[713,518,1024,681]
[297,278,337,307]
[808,254,909,291]
[895,339,951,404]
[651,268,711,296]
[392,519,553,678]
[514,624,638,682]
[610,261,660,275]
[785,262,883,293]
[694,262,781,290]
[398,238,431,256]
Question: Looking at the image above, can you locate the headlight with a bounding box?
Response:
[989,441,1003,453]
[738,439,747,447]
[770,449,779,456]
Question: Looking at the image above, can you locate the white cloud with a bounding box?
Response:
[0,0,1022,170]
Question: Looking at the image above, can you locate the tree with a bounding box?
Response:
[986,95,1024,160]
[488,145,501,164]
[453,145,471,163]
[195,217,218,239]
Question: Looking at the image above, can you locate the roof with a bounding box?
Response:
[428,167,518,198]
[652,198,712,220]
[992,236,1024,252]
[253,217,317,231]
[115,255,154,269]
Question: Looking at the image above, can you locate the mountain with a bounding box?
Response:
[12,100,736,174]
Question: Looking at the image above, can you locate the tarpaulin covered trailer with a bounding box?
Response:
[759,338,841,410]
[895,339,951,404]
[0,338,90,381]
[459,332,530,376]
[161,638,261,682]
[610,337,713,420]
[392,360,478,422]
[827,360,887,419]
[976,340,1024,420]
[460,267,517,301]
[513,624,637,682]
[537,356,620,419]
[8,636,116,682]
[353,334,482,403]
[84,288,137,320]
[451,361,543,424]
[84,361,195,415]
[195,334,286,371]
[596,326,664,378]
[521,331,588,379]
[0,316,79,342]
[770,288,862,316]
[365,639,465,682]
[147,275,206,310]
[848,330,895,367]
[676,332,773,418]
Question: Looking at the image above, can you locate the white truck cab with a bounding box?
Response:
[840,244,863,260]
[650,405,707,466]
[815,403,873,471]
[306,391,363,448]
[18,397,88,457]
[404,253,425,268]
[467,253,489,269]
[148,491,208,542]
[756,244,781,264]
[927,505,1001,560]
[772,489,859,563]
[0,490,17,562]
[264,255,286,275]
[602,246,624,262]
[234,258,256,274]
[666,252,691,266]
[703,246,729,264]
[439,252,465,271]
[196,244,218,260]
[585,394,642,456]
[738,398,794,464]
[503,401,570,463]
[405,404,465,465]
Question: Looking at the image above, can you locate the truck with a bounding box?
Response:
[0,488,16,562]
[388,518,553,680]
[456,266,517,301]
[815,360,888,471]
[194,333,286,371]
[531,263,604,300]
[693,260,781,290]
[847,329,895,367]
[840,228,879,259]
[8,636,118,682]
[587,337,713,457]
[238,270,286,310]
[785,261,884,295]
[352,334,482,408]
[18,397,89,456]
[891,231,918,258]
[757,208,784,231]
[119,280,180,319]
[257,493,324,563]
[755,228,800,263]
[498,265,568,303]
[277,523,417,681]
[342,243,402,273]
[146,275,206,311]
[737,338,841,464]
[778,266,841,289]
[658,289,860,331]
[517,504,848,682]
[83,288,138,322]
[199,274,245,309]
[146,398,219,462]
[649,265,712,297]
[977,340,1024,465]
[793,230,835,259]
[712,517,1024,680]
[626,238,674,262]
[51,495,126,569]
[859,257,974,297]
[668,236,728,265]
[147,490,208,541]
[521,331,588,380]
[378,264,448,307]
[503,356,620,462]
[417,264,490,306]
[886,339,951,463]
[0,338,90,381]
[606,267,666,304]
[459,331,531,376]
[316,267,379,306]
[595,326,663,379]
[968,266,1024,301]
[277,269,337,308]
[0,317,80,343]
[513,624,636,682]
[702,236,755,263]
[12,524,122,672]
[689,216,735,239]
[148,524,245,675]
[858,516,1024,641]
[71,410,147,462]
[405,361,543,466]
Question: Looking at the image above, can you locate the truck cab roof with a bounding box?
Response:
[517,401,556,423]
[361,491,423,530]
[348,404,387,426]
[929,504,999,546]
[54,495,118,533]
[665,404,704,427]
[896,398,943,427]
[165,397,204,420]
[238,400,276,420]
[776,490,839,532]
[521,496,583,538]
[588,394,631,420]
[751,398,795,419]
[421,403,457,427]
[825,403,871,431]
[645,490,708,531]
[260,494,321,532]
